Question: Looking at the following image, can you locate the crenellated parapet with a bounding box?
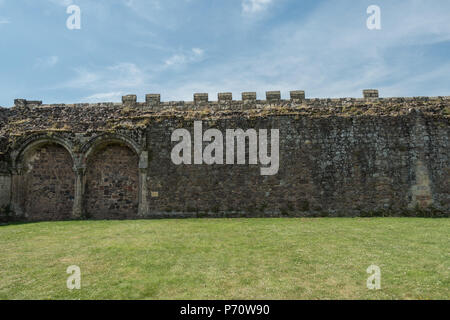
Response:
[1,89,448,146]
[8,89,450,112]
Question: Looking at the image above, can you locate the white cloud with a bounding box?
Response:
[48,0,73,6]
[39,0,450,103]
[381,63,450,97]
[83,91,124,103]
[34,56,59,69]
[64,68,100,89]
[64,62,145,90]
[165,48,205,67]
[106,63,145,88]
[56,62,153,102]
[192,48,204,56]
[165,54,187,66]
[242,0,272,14]
[203,0,450,98]
[0,17,10,24]
[122,0,177,29]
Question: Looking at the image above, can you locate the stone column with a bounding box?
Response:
[72,166,86,219]
[138,151,149,217]
[10,166,25,218]
[0,173,11,208]
[0,170,12,221]
[408,112,433,209]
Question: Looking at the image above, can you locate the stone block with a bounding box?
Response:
[194,93,208,103]
[242,92,256,101]
[290,90,305,100]
[146,94,160,105]
[266,91,281,101]
[363,89,379,98]
[218,92,232,102]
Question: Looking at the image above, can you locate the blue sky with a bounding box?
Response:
[0,0,449,107]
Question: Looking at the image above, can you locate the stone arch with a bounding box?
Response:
[13,134,75,169]
[81,133,141,166]
[82,134,140,219]
[13,135,75,220]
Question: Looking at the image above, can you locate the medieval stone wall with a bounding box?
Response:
[20,143,75,220]
[85,143,139,219]
[0,90,448,221]
[145,113,448,216]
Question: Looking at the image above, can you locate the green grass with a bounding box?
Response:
[0,218,448,300]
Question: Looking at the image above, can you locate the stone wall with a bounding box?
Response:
[85,143,139,219]
[19,143,75,220]
[0,90,448,220]
[146,114,448,216]
[0,175,11,209]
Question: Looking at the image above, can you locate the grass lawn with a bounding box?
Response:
[0,218,448,300]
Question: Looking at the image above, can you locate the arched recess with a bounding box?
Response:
[81,134,141,166]
[13,135,76,169]
[82,134,140,219]
[14,136,75,220]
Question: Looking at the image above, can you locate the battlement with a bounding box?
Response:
[1,89,447,139]
[10,89,450,111]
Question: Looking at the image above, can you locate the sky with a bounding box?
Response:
[0,0,449,107]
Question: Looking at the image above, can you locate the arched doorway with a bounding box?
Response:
[21,142,75,220]
[84,142,139,219]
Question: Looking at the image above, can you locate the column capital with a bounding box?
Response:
[12,165,25,175]
[139,151,148,169]
[73,166,86,175]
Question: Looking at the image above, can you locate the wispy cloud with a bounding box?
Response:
[164,48,205,67]
[64,68,100,89]
[64,63,146,90]
[1,0,449,107]
[34,56,59,69]
[106,62,146,88]
[242,0,272,14]
[208,0,450,98]
[57,62,151,102]
[48,0,73,6]
[0,17,10,24]
[122,0,180,29]
[83,91,124,103]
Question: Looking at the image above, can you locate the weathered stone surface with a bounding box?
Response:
[242,92,257,101]
[194,93,208,104]
[85,144,139,219]
[266,91,281,101]
[290,90,305,100]
[0,92,448,221]
[0,175,11,209]
[218,92,232,102]
[146,94,161,105]
[363,89,379,98]
[122,95,137,106]
[20,143,75,220]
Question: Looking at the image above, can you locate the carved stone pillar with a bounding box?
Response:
[138,151,149,217]
[72,166,86,219]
